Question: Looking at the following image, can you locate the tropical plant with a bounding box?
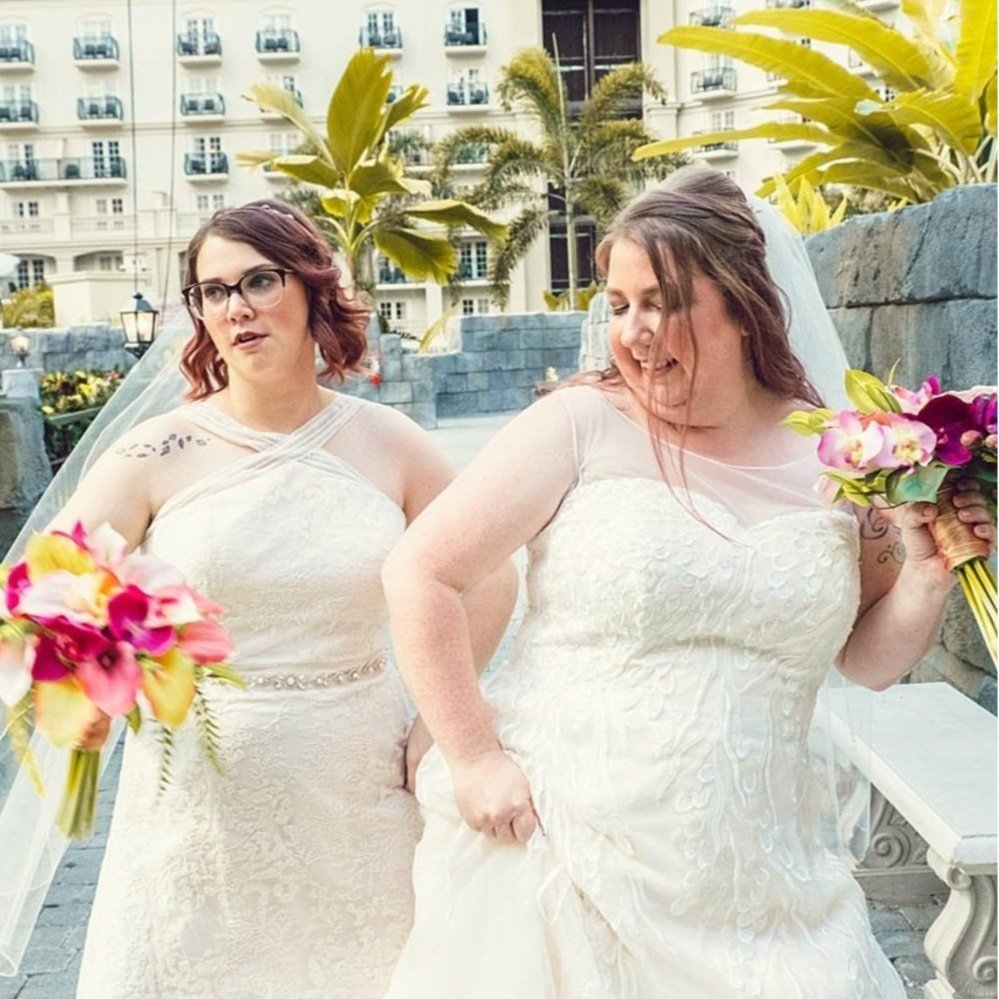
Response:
[773,175,848,233]
[430,47,685,307]
[2,284,54,329]
[543,282,602,312]
[238,49,506,293]
[634,0,997,203]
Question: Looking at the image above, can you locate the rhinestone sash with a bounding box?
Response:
[245,656,386,691]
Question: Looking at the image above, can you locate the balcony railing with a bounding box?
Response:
[184,152,228,176]
[446,82,489,106]
[444,23,487,46]
[0,156,126,182]
[377,264,408,284]
[696,139,738,154]
[690,6,735,26]
[77,95,124,121]
[766,0,812,7]
[180,93,226,116]
[0,100,38,124]
[176,32,222,57]
[0,39,34,65]
[73,36,119,61]
[359,25,402,49]
[691,68,737,95]
[454,144,487,165]
[255,29,300,54]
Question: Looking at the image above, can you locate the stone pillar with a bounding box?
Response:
[0,396,51,556]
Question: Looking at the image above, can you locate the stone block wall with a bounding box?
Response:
[0,325,136,376]
[806,185,997,709]
[0,398,52,555]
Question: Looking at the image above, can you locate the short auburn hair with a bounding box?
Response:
[180,198,369,399]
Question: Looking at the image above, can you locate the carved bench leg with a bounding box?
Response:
[923,849,997,998]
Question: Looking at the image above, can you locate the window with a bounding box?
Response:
[91,139,122,176]
[98,252,123,271]
[15,257,45,289]
[461,298,475,316]
[457,240,488,280]
[80,17,112,40]
[0,23,28,45]
[446,6,483,44]
[710,110,736,131]
[261,11,293,32]
[541,1,639,102]
[14,200,38,217]
[379,300,406,321]
[365,9,399,46]
[196,192,227,213]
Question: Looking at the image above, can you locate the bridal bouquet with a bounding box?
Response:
[0,522,242,839]
[786,370,997,661]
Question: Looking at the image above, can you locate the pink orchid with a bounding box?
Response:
[108,586,176,656]
[118,553,186,594]
[890,376,941,414]
[4,562,30,615]
[70,521,128,567]
[177,619,234,665]
[75,640,143,716]
[917,392,996,465]
[148,585,207,628]
[17,570,110,628]
[817,411,887,474]
[872,414,937,469]
[30,621,109,683]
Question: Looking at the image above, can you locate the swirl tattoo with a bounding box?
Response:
[115,433,209,458]
[860,508,905,565]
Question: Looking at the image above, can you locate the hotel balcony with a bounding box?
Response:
[0,156,126,188]
[692,137,739,160]
[359,25,402,55]
[0,100,38,129]
[184,152,229,181]
[0,39,34,72]
[689,6,735,27]
[255,29,300,62]
[691,68,738,100]
[765,0,812,7]
[176,32,222,66]
[77,95,124,126]
[180,92,226,123]
[260,88,303,119]
[444,22,487,53]
[73,35,119,68]
[446,82,490,110]
[769,114,820,150]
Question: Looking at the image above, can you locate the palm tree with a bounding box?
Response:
[238,49,506,293]
[431,48,684,308]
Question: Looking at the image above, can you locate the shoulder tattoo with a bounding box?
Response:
[115,432,210,459]
[859,507,905,565]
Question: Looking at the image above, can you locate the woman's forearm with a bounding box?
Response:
[839,567,953,690]
[461,560,518,676]
[384,562,501,765]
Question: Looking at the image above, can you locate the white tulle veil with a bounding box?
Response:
[0,188,871,976]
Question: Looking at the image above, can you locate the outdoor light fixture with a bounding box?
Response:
[120,291,159,359]
[9,332,30,368]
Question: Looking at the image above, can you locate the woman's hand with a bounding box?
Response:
[898,479,995,588]
[403,714,434,794]
[450,750,539,844]
[76,710,111,751]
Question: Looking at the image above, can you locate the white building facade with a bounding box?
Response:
[0,0,895,330]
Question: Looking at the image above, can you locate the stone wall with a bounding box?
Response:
[0,397,51,555]
[0,324,137,376]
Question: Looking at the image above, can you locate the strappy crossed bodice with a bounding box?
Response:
[142,395,406,674]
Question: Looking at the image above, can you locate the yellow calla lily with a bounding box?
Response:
[34,675,97,748]
[142,648,197,727]
[25,533,95,580]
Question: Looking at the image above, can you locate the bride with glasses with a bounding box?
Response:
[0,198,516,999]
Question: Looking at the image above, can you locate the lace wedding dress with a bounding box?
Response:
[76,397,421,999]
[388,386,905,999]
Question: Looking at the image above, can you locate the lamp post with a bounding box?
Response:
[9,332,30,368]
[120,291,159,359]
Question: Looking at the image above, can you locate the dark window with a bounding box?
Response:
[547,219,596,294]
[541,0,640,103]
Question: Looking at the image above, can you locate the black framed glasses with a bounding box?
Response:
[182,267,292,319]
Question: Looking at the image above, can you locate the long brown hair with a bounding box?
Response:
[592,165,823,413]
[180,198,369,399]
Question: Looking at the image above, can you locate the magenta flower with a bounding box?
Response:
[76,640,142,716]
[4,563,30,614]
[108,585,175,656]
[817,412,887,473]
[917,392,996,465]
[873,414,938,469]
[30,634,72,682]
[30,620,109,684]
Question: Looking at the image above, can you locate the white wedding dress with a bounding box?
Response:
[76,397,421,999]
[388,386,905,999]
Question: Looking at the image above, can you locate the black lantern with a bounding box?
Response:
[120,291,159,359]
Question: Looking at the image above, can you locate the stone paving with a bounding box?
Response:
[0,414,942,998]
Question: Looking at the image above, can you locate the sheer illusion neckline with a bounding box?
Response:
[586,385,816,472]
[190,395,343,439]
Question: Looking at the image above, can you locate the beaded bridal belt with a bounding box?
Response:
[244,656,387,691]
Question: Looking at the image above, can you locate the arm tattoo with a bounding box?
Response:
[115,432,210,458]
[859,507,905,565]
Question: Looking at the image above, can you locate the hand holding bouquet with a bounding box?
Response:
[0,522,242,839]
[786,371,997,662]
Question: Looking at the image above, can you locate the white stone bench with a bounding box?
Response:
[828,681,997,998]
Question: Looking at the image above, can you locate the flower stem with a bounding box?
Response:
[56,749,101,841]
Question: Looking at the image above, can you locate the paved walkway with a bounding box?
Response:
[0,414,939,998]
